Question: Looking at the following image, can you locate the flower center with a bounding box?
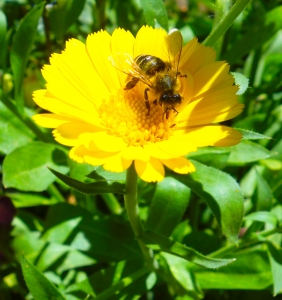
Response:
[99,86,177,146]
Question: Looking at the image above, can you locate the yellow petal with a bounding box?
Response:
[69,145,117,165]
[111,28,135,86]
[53,122,99,146]
[134,26,168,61]
[79,132,127,152]
[121,146,150,162]
[162,157,195,174]
[86,30,121,91]
[193,62,232,98]
[180,40,216,74]
[103,152,132,172]
[175,125,242,147]
[178,85,243,125]
[32,114,73,128]
[135,157,164,182]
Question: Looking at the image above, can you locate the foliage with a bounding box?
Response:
[0,0,282,299]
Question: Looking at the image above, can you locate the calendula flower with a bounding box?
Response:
[33,26,243,182]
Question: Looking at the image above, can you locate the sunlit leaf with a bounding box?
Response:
[3,142,69,192]
[267,242,282,296]
[170,160,244,243]
[231,72,249,95]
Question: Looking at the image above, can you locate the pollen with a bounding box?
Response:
[99,88,177,146]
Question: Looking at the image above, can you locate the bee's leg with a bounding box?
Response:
[144,88,150,115]
[124,77,139,90]
[176,72,187,78]
[171,106,179,116]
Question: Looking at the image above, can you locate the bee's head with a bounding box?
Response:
[159,92,182,105]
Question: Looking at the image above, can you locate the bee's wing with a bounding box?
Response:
[109,53,152,86]
[166,29,183,72]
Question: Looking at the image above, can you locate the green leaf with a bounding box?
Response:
[267,242,282,296]
[49,0,86,41]
[146,177,191,236]
[237,128,272,141]
[8,192,59,208]
[66,260,149,299]
[42,203,141,261]
[224,6,282,63]
[0,9,7,66]
[228,140,272,165]
[255,171,273,211]
[21,256,65,300]
[0,102,35,155]
[139,229,235,269]
[170,160,244,243]
[161,253,204,298]
[3,141,69,192]
[49,168,126,195]
[87,166,126,182]
[139,0,168,31]
[10,2,45,112]
[244,212,278,227]
[195,247,272,290]
[231,72,249,95]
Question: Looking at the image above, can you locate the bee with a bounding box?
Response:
[109,29,185,117]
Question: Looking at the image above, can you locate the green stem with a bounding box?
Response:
[0,89,52,143]
[47,184,65,203]
[101,193,123,215]
[203,0,252,47]
[124,164,155,266]
[209,227,282,258]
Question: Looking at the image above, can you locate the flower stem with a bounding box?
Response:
[124,164,155,266]
[203,0,252,47]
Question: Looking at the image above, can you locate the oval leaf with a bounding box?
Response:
[139,0,168,31]
[169,160,244,243]
[146,177,191,236]
[228,140,272,165]
[3,141,69,192]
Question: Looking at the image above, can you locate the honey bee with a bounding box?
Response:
[109,29,185,117]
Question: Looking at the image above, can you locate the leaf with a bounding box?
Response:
[49,0,86,41]
[170,160,244,243]
[21,256,65,300]
[237,128,272,141]
[224,6,282,63]
[42,203,141,262]
[49,168,126,195]
[146,177,191,236]
[161,253,204,298]
[139,0,168,31]
[244,212,278,227]
[0,102,35,155]
[0,9,7,66]
[255,171,273,211]
[10,2,45,112]
[266,242,282,296]
[139,229,235,269]
[87,166,126,182]
[195,247,272,290]
[66,260,149,299]
[8,192,59,208]
[228,140,272,165]
[3,141,69,192]
[230,72,249,95]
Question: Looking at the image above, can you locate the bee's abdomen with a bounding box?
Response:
[135,55,166,76]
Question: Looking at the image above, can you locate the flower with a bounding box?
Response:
[33,26,244,182]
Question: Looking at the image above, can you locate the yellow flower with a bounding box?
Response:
[33,26,243,182]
